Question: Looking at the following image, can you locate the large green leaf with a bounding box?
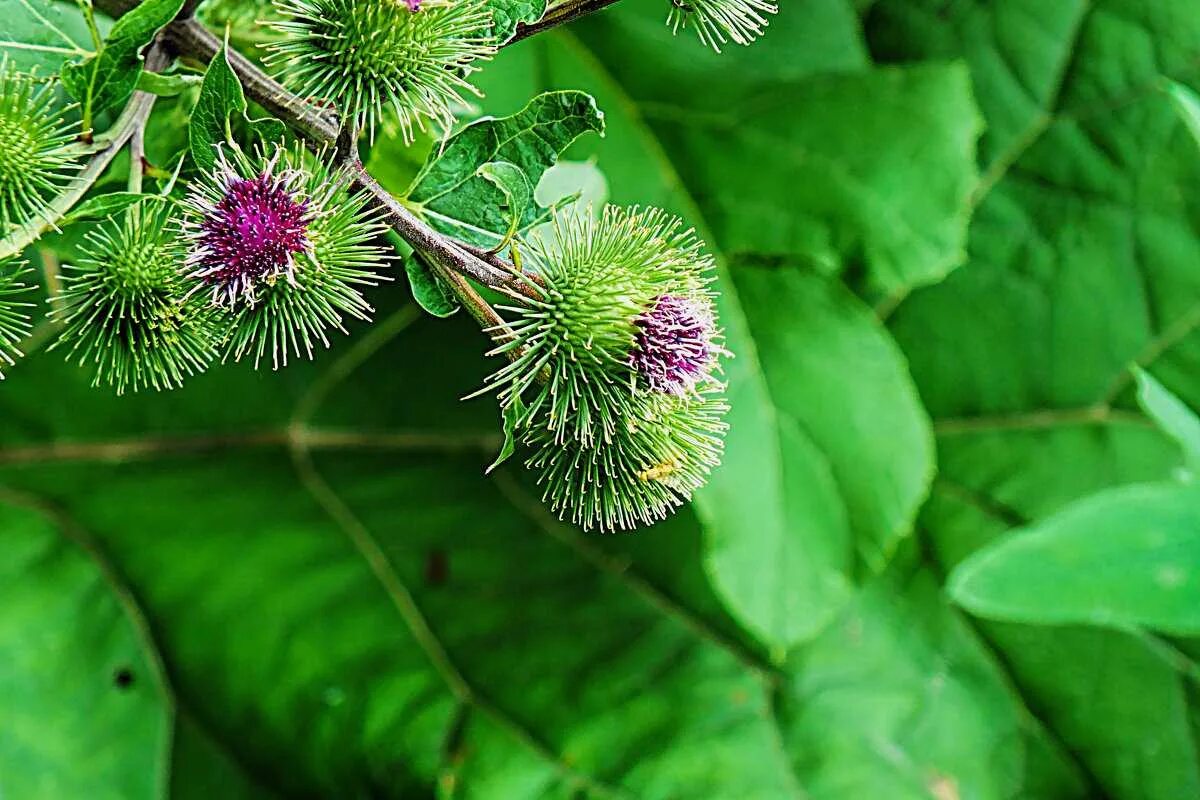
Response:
[0,0,95,72]
[0,500,169,799]
[572,0,982,295]
[949,482,1200,634]
[0,294,1075,796]
[871,1,1200,794]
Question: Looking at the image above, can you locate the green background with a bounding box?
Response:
[3,0,1200,796]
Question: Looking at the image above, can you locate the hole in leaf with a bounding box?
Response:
[113,667,135,690]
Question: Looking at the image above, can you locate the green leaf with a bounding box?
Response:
[703,266,933,649]
[1168,80,1200,147]
[570,9,981,295]
[406,90,604,247]
[189,39,285,173]
[949,482,1200,635]
[403,254,459,318]
[778,562,1087,800]
[1136,367,1200,476]
[61,0,184,121]
[486,396,524,474]
[476,160,532,248]
[875,0,1200,792]
[0,499,170,798]
[0,299,1060,797]
[60,191,172,224]
[732,267,934,571]
[485,0,546,43]
[0,0,95,72]
[135,69,201,96]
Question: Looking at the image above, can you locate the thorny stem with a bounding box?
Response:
[0,46,166,262]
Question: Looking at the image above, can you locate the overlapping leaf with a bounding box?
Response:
[3,0,1200,796]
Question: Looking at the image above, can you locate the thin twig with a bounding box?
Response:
[128,116,146,193]
[509,0,621,45]
[345,160,513,289]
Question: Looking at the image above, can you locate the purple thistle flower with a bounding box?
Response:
[405,0,421,9]
[185,150,311,307]
[630,294,716,394]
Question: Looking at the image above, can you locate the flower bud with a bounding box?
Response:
[525,389,729,532]
[268,0,495,141]
[50,201,218,394]
[489,205,723,446]
[0,59,79,234]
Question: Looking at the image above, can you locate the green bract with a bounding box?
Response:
[666,0,778,51]
[267,0,495,141]
[0,257,32,375]
[0,60,79,235]
[489,205,720,446]
[49,201,218,394]
[525,388,728,531]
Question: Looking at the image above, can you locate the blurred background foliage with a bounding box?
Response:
[3,0,1200,797]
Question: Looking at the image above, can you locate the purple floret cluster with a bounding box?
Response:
[189,159,310,306]
[630,294,715,394]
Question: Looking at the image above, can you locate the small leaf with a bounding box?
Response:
[61,192,172,225]
[404,255,459,318]
[486,396,525,474]
[1135,367,1200,477]
[1167,81,1200,147]
[61,0,184,121]
[485,0,546,43]
[476,161,531,250]
[406,91,604,247]
[189,38,285,173]
[949,483,1200,636]
[135,69,201,96]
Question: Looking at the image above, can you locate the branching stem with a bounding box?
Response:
[88,0,602,321]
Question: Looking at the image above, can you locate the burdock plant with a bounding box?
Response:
[488,205,723,446]
[179,143,391,368]
[0,0,766,532]
[267,0,495,141]
[0,60,79,235]
[49,201,218,394]
[485,205,729,530]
